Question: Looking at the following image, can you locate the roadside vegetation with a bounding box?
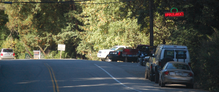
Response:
[0,0,218,91]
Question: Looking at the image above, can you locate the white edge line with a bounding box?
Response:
[95,64,142,92]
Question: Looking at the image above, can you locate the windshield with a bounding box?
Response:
[110,47,119,50]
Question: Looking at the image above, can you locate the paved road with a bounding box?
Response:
[0,59,208,92]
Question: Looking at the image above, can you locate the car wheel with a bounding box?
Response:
[155,70,159,83]
[149,69,154,81]
[105,56,112,62]
[160,77,165,87]
[161,81,165,87]
[143,61,146,66]
[186,83,193,88]
[125,57,130,62]
[101,58,105,61]
[145,70,148,79]
[140,60,143,66]
[159,79,161,86]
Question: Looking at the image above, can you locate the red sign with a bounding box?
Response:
[164,12,184,17]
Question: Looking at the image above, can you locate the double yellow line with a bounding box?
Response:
[44,63,60,92]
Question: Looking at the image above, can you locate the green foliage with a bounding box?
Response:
[0,38,26,59]
[13,39,26,59]
[0,26,10,46]
[155,0,219,91]
[196,31,219,91]
[46,50,69,59]
[75,0,150,60]
[1,0,219,90]
[3,0,80,58]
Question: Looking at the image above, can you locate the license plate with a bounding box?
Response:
[176,73,181,75]
[182,73,188,76]
[169,72,175,75]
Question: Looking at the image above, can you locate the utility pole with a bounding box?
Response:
[149,0,153,46]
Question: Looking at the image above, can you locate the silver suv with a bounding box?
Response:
[0,48,15,60]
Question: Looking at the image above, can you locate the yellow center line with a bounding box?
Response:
[44,63,59,92]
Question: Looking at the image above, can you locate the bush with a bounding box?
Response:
[46,50,70,59]
[195,32,219,91]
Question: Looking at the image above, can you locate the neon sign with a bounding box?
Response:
[165,12,184,17]
[164,7,184,17]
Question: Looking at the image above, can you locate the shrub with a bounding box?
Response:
[195,32,219,91]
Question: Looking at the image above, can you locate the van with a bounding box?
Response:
[145,44,191,83]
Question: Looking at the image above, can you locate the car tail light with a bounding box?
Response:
[118,52,121,55]
[188,72,193,77]
[1,53,3,56]
[150,65,152,69]
[13,53,15,56]
[164,71,169,75]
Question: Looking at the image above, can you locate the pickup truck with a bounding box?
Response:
[122,45,150,62]
[97,45,131,61]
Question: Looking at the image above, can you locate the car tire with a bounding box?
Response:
[155,67,159,83]
[186,83,193,88]
[143,61,146,66]
[101,59,105,61]
[140,60,143,66]
[159,79,161,86]
[161,81,165,87]
[105,56,112,62]
[149,68,154,81]
[160,76,165,87]
[145,70,148,79]
[125,57,130,62]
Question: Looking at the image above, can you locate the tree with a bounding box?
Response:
[75,0,150,60]
[3,0,72,58]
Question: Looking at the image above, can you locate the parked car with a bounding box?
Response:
[159,61,194,88]
[106,47,132,62]
[122,48,139,62]
[140,46,156,66]
[145,44,191,83]
[97,45,130,61]
[136,45,151,66]
[0,48,15,60]
[141,56,150,66]
[122,45,150,62]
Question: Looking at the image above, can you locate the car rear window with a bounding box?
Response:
[176,50,187,59]
[164,50,174,58]
[166,63,190,70]
[3,49,13,52]
[137,46,150,51]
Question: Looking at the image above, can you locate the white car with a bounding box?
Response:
[97,45,130,61]
[0,48,15,60]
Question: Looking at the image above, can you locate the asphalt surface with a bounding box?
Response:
[0,59,208,92]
